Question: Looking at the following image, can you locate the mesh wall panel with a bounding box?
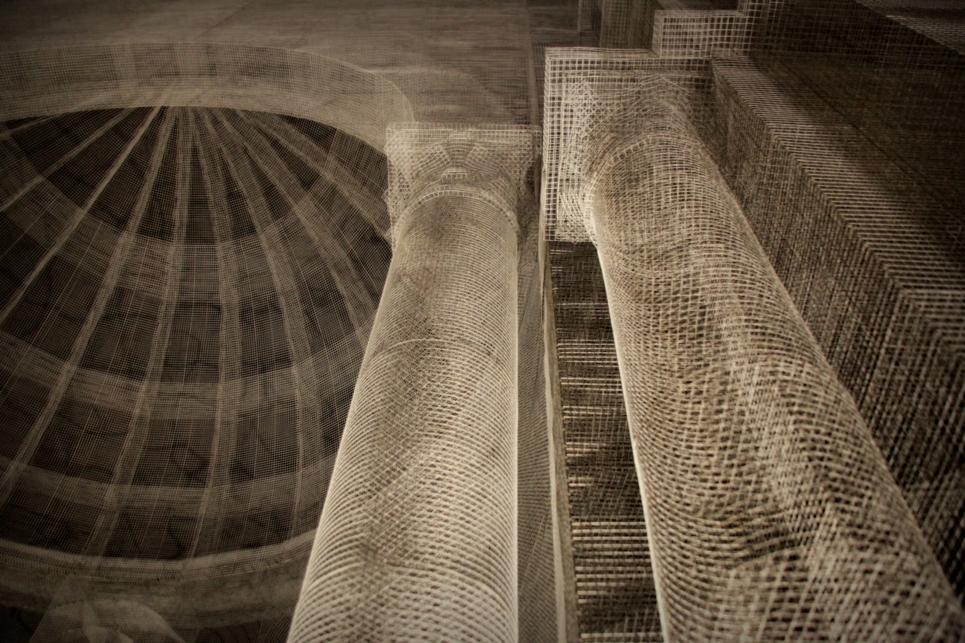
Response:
[651,10,749,56]
[860,0,965,54]
[710,52,965,601]
[754,7,965,594]
[548,241,661,642]
[755,0,965,244]
[594,0,656,48]
[587,85,963,639]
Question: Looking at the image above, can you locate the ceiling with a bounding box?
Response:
[0,106,391,561]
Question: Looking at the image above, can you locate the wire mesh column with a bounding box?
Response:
[587,96,964,640]
[287,125,538,643]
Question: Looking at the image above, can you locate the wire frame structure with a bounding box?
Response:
[2,1,964,640]
[711,53,965,601]
[287,125,538,643]
[0,44,413,153]
[546,238,663,642]
[718,0,965,599]
[0,96,392,639]
[0,39,560,642]
[544,49,964,639]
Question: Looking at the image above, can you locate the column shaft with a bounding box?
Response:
[288,194,518,642]
[590,117,964,640]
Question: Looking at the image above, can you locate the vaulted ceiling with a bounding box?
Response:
[0,106,391,561]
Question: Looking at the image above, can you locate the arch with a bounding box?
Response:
[0,44,408,628]
[0,43,413,152]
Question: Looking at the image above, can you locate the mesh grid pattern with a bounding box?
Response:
[288,126,537,642]
[755,2,965,241]
[541,48,712,241]
[596,0,656,48]
[0,105,391,636]
[0,44,413,153]
[549,241,662,642]
[1,0,964,638]
[711,54,965,601]
[652,10,748,56]
[586,85,964,639]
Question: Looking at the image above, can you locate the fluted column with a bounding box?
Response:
[288,125,538,642]
[587,97,964,640]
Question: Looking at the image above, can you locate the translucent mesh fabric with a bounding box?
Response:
[541,48,713,241]
[595,0,656,48]
[581,0,762,59]
[732,0,965,598]
[711,54,965,601]
[0,44,413,153]
[588,89,964,639]
[0,34,560,639]
[547,241,661,642]
[288,126,538,642]
[0,105,390,636]
[543,41,965,634]
[860,0,965,54]
[288,194,519,642]
[540,53,707,642]
[755,0,965,229]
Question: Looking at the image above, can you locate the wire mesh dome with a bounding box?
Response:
[0,106,390,564]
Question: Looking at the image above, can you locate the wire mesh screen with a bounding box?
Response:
[1,0,964,639]
[289,195,519,642]
[543,20,965,632]
[710,53,965,602]
[584,78,963,639]
[0,44,413,154]
[289,125,538,642]
[0,104,391,639]
[717,0,965,600]
[541,48,714,241]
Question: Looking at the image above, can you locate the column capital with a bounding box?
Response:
[384,124,540,246]
[541,50,708,242]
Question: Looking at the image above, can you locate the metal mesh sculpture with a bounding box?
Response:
[546,239,662,641]
[2,1,965,640]
[0,100,392,639]
[712,35,965,600]
[287,125,538,642]
[549,65,964,639]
